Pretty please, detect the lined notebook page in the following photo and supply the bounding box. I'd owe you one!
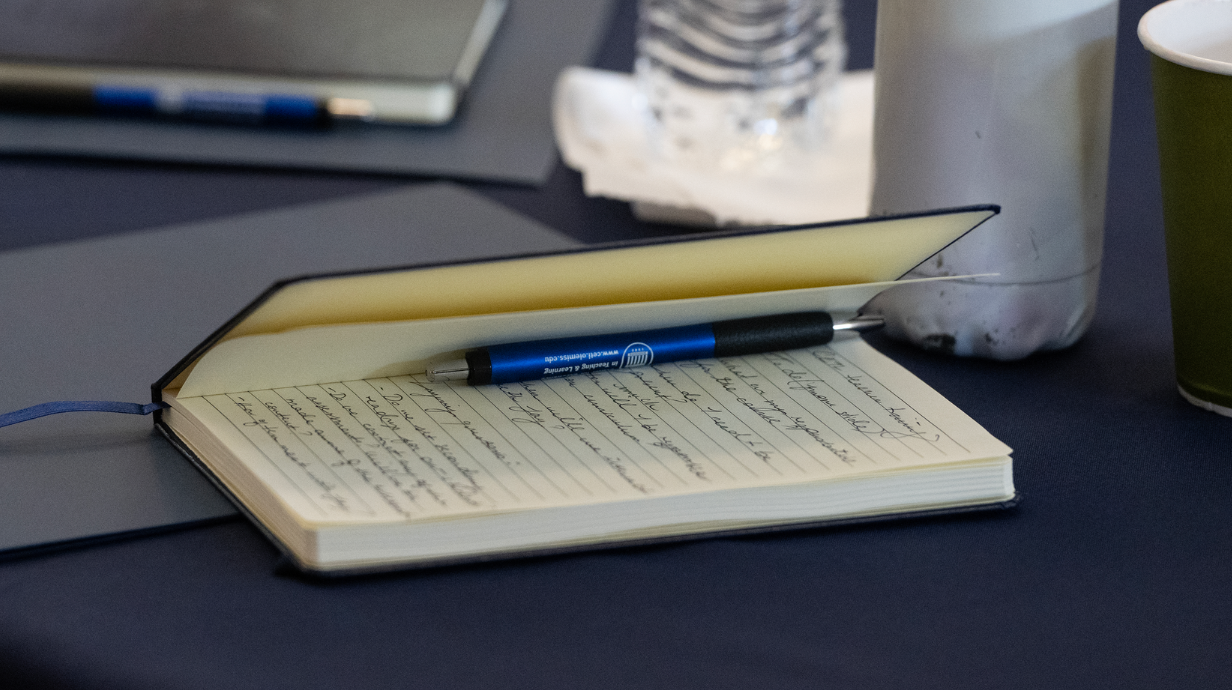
[172,338,1010,525]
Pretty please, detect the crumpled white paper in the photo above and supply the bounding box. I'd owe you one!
[552,67,874,226]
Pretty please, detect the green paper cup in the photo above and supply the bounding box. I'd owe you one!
[1140,0,1232,417]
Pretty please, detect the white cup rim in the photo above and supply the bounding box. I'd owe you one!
[1139,0,1232,76]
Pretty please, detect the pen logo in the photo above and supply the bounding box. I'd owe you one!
[621,342,654,368]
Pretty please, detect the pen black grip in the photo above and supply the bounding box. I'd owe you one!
[0,83,94,114]
[712,311,834,357]
[465,349,494,386]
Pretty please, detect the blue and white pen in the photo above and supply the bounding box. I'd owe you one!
[428,312,885,386]
[0,81,375,127]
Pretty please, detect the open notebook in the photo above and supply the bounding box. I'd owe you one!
[154,206,1015,574]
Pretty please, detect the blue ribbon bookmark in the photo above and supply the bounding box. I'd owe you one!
[0,401,166,429]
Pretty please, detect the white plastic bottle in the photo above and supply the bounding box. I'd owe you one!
[635,0,846,174]
[866,0,1119,359]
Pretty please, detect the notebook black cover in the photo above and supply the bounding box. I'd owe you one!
[0,0,498,82]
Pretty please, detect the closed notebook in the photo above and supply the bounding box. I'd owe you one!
[151,205,1016,575]
[0,0,507,124]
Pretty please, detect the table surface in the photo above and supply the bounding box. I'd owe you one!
[4,1,1232,688]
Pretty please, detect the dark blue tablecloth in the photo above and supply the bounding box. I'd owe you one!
[4,1,1231,688]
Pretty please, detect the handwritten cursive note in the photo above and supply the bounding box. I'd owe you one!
[178,339,998,524]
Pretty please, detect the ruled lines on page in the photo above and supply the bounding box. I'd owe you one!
[175,340,1001,524]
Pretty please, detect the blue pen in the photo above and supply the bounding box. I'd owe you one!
[428,312,885,386]
[0,81,374,127]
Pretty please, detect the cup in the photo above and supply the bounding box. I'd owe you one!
[1139,0,1232,416]
[866,0,1119,361]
